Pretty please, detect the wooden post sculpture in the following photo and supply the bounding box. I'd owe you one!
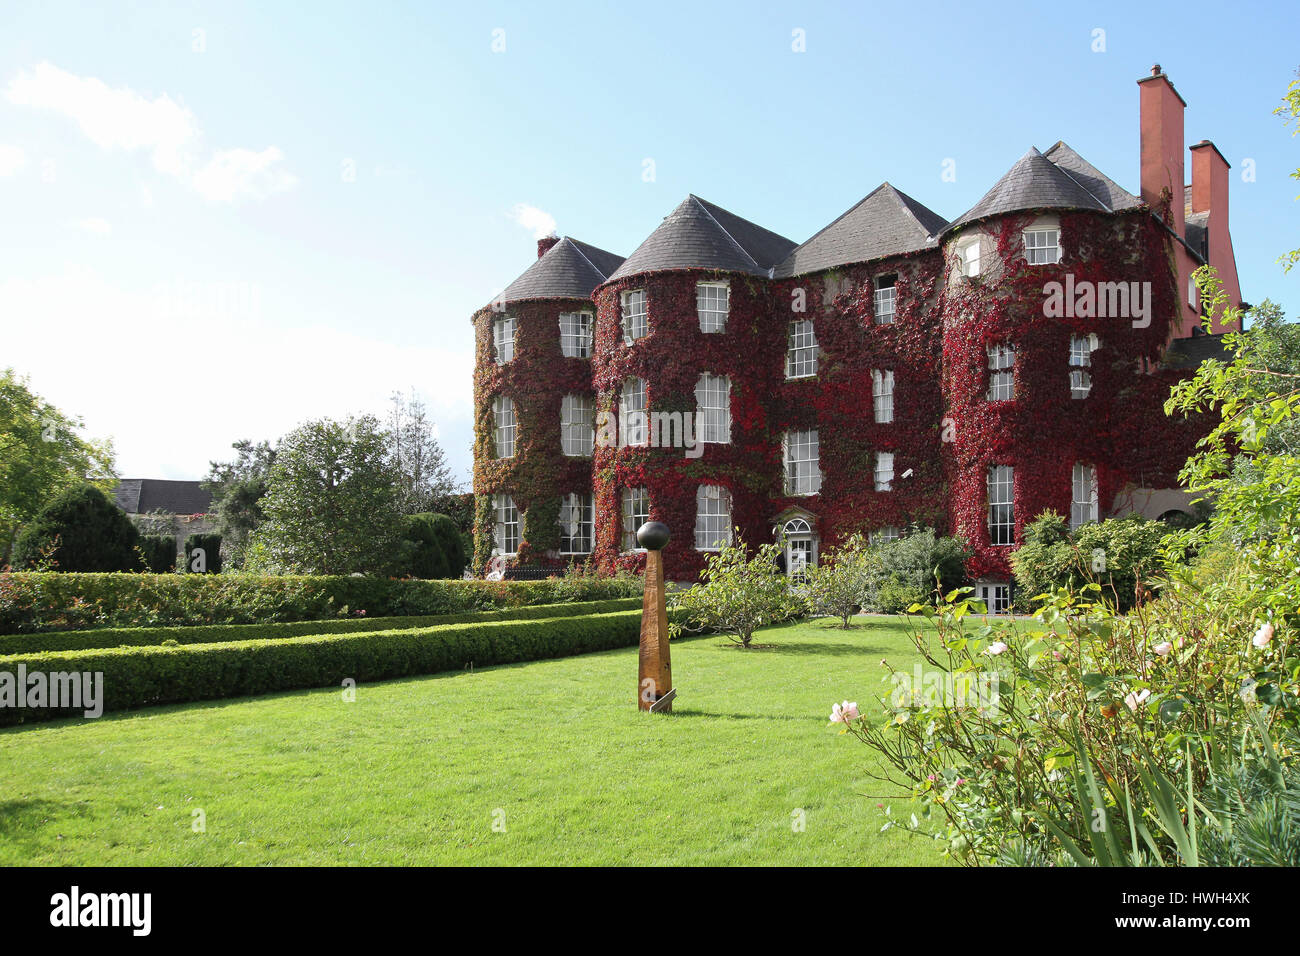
[636,521,674,713]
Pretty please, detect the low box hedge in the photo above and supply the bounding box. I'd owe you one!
[0,598,641,655]
[0,571,642,634]
[0,609,643,725]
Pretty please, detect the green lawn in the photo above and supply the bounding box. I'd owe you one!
[0,616,949,866]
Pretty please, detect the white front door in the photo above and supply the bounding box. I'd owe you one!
[787,536,815,579]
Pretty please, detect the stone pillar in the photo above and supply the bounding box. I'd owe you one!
[636,521,672,712]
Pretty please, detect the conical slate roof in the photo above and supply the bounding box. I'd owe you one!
[605,195,798,282]
[1043,141,1142,213]
[945,146,1115,233]
[774,183,947,278]
[499,237,625,303]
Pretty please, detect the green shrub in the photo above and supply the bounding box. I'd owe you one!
[0,570,643,634]
[0,597,640,654]
[400,513,445,578]
[862,529,968,611]
[0,609,642,724]
[11,484,141,572]
[1010,512,1167,612]
[137,535,176,574]
[181,532,223,574]
[876,577,927,614]
[429,513,467,578]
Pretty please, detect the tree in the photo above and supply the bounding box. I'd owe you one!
[804,533,880,627]
[247,416,406,575]
[1276,69,1300,274]
[202,439,276,568]
[669,535,803,647]
[0,369,116,564]
[386,389,456,514]
[12,483,141,571]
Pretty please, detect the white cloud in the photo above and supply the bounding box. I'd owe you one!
[75,218,112,236]
[5,62,294,203]
[510,202,557,239]
[0,270,475,482]
[191,146,298,202]
[0,143,26,176]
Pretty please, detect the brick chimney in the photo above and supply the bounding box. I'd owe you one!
[537,235,560,259]
[1138,64,1186,238]
[1189,140,1229,224]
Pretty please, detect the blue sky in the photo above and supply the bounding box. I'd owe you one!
[1,0,1297,486]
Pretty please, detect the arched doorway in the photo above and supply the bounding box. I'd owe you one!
[780,516,818,580]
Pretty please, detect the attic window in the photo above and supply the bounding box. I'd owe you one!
[873,275,897,325]
[696,281,729,332]
[1024,227,1061,265]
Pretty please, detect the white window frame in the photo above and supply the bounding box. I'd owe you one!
[869,526,900,546]
[786,320,819,379]
[493,493,519,556]
[1069,333,1099,399]
[561,394,594,457]
[957,237,981,278]
[492,316,517,364]
[977,581,1011,615]
[696,281,729,333]
[873,276,897,325]
[492,394,516,459]
[1188,275,1197,309]
[874,451,894,492]
[987,343,1015,401]
[1071,463,1099,531]
[620,289,647,343]
[694,484,733,551]
[872,369,894,423]
[1024,227,1062,266]
[695,373,732,444]
[559,492,594,555]
[559,312,593,358]
[783,429,822,496]
[619,378,648,448]
[621,486,649,551]
[987,465,1014,546]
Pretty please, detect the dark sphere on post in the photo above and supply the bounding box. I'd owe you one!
[636,521,670,552]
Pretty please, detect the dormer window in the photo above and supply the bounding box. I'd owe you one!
[873,275,897,325]
[1024,227,1061,265]
[620,289,647,343]
[492,316,517,364]
[696,281,729,332]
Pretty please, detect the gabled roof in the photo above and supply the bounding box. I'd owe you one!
[499,237,624,303]
[774,183,946,278]
[945,144,1134,234]
[114,479,212,516]
[605,195,797,282]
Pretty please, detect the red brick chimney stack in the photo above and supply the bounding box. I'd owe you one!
[1138,64,1187,239]
[537,235,560,259]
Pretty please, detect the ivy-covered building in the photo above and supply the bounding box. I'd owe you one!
[470,68,1243,608]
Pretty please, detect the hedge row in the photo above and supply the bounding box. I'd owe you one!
[0,610,642,725]
[0,598,642,655]
[0,572,643,634]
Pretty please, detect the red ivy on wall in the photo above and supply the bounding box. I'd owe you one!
[472,210,1208,583]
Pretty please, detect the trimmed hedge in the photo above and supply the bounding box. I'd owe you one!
[0,572,643,634]
[0,597,641,655]
[0,609,643,725]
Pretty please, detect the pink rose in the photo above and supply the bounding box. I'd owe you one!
[1153,641,1172,657]
[829,700,859,724]
[986,641,1008,656]
[1252,623,1274,649]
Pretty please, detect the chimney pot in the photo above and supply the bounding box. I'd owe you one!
[1151,64,1162,76]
